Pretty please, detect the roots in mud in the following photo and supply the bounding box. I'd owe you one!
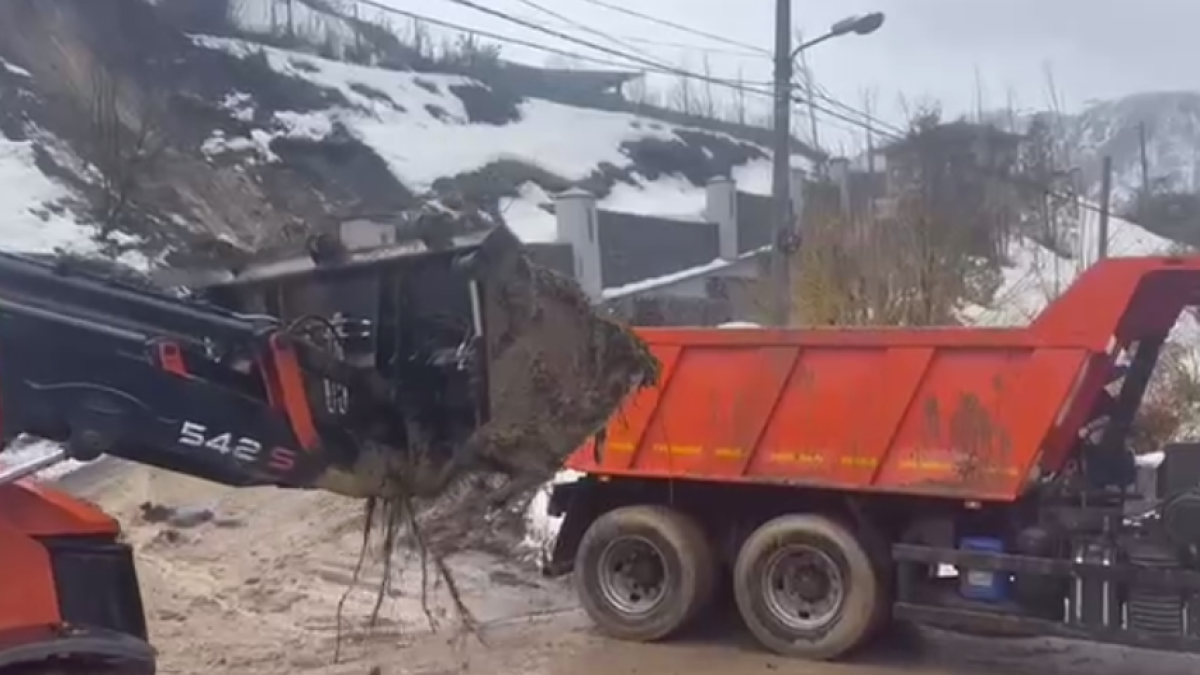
[333,240,658,657]
[334,492,479,664]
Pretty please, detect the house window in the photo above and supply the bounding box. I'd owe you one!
[586,210,596,242]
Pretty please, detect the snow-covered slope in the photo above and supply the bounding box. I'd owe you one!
[191,36,773,243]
[0,136,102,254]
[1063,92,1200,203]
[963,206,1176,326]
[0,58,108,256]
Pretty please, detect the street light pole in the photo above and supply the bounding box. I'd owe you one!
[768,0,794,327]
[767,9,886,327]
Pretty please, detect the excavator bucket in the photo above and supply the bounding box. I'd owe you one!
[450,225,657,490]
[186,217,656,503]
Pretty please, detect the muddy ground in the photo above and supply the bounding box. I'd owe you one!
[60,462,1198,675]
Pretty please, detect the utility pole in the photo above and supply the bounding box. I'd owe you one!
[761,9,885,325]
[353,3,363,58]
[794,39,821,168]
[768,0,794,327]
[1139,121,1150,198]
[1098,155,1113,262]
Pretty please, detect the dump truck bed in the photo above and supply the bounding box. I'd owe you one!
[566,255,1200,502]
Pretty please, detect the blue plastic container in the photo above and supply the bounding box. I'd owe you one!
[958,536,1010,602]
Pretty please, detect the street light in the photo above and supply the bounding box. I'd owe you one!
[792,12,885,164]
[790,12,886,59]
[768,8,886,326]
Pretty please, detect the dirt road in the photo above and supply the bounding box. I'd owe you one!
[61,464,1198,675]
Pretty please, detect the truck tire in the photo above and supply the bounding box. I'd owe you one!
[574,505,716,642]
[733,513,882,661]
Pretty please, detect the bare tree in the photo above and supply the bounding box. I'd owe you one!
[285,0,296,41]
[668,67,697,115]
[80,66,166,239]
[696,55,717,119]
[861,87,878,174]
[623,73,653,107]
[784,110,1028,328]
[1004,85,1020,132]
[972,64,988,122]
[407,18,433,61]
[667,58,700,116]
[731,67,748,125]
[788,194,986,328]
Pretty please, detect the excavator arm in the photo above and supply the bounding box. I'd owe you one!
[0,249,401,675]
[0,224,654,675]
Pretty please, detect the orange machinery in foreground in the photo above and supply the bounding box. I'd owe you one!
[545,255,1200,662]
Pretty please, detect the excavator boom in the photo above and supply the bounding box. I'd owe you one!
[0,250,320,488]
[0,222,654,674]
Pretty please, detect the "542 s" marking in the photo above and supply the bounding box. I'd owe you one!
[177,421,296,472]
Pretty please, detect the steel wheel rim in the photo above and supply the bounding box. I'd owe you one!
[761,544,846,632]
[597,535,670,616]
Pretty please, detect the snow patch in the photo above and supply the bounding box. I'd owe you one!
[0,58,31,79]
[1135,451,1165,469]
[603,247,766,299]
[602,257,733,300]
[731,159,773,195]
[500,183,557,243]
[963,204,1179,328]
[2,438,82,481]
[602,175,708,219]
[0,137,99,255]
[202,91,337,164]
[521,470,583,555]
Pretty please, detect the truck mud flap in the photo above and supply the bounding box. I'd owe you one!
[541,478,600,578]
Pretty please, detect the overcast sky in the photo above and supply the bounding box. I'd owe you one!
[398,0,1196,142]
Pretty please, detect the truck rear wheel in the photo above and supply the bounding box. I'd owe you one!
[733,513,882,661]
[574,505,716,642]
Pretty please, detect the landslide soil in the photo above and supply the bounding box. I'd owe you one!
[67,463,1200,675]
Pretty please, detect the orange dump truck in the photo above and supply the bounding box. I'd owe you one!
[543,255,1200,660]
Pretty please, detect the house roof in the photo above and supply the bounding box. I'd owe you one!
[603,246,768,300]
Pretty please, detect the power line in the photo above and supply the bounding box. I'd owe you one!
[550,4,903,153]
[351,0,649,71]
[507,0,662,64]
[421,0,912,153]
[356,0,876,143]
[612,36,766,60]
[352,0,1120,224]
[489,2,768,59]
[537,1,905,141]
[433,0,753,86]
[575,0,768,55]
